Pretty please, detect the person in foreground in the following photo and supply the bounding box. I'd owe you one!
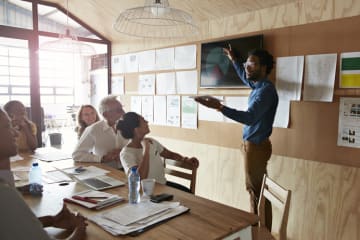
[195,47,278,230]
[0,108,87,240]
[117,112,199,192]
[4,100,38,152]
[72,96,128,169]
[75,104,100,139]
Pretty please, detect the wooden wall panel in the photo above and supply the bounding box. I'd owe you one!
[152,137,360,240]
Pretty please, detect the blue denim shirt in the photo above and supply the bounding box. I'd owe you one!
[221,61,278,144]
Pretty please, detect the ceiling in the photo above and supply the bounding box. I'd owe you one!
[42,0,295,45]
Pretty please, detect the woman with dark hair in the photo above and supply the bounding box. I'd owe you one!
[75,105,100,139]
[116,112,199,190]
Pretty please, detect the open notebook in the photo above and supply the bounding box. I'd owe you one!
[55,166,125,191]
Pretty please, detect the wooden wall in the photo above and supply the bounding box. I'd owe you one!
[114,0,360,239]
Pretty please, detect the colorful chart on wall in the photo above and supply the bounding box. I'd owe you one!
[340,52,360,88]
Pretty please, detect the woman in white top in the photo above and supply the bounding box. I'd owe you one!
[116,112,199,191]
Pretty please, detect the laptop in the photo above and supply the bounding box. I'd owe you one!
[54,166,125,191]
[81,175,125,191]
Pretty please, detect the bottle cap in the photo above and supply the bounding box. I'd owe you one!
[32,162,39,167]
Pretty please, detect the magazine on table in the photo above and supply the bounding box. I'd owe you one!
[64,189,124,210]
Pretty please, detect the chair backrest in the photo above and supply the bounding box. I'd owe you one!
[164,158,197,194]
[258,174,291,240]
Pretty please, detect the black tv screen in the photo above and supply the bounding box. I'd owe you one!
[200,34,263,88]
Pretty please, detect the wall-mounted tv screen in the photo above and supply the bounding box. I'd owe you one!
[200,34,263,88]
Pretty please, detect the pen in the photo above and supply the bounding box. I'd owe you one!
[72,195,99,204]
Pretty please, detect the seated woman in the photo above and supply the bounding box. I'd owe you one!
[116,112,199,192]
[75,105,100,139]
[0,108,87,240]
[4,100,37,152]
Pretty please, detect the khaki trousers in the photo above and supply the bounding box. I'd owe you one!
[242,139,272,231]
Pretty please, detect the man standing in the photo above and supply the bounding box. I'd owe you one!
[195,47,278,231]
[72,96,128,169]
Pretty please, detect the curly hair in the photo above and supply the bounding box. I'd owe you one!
[116,112,140,139]
[248,48,275,75]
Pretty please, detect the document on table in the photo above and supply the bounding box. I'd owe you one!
[32,147,72,162]
[89,201,189,235]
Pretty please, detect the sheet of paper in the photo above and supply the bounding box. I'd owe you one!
[125,53,139,73]
[167,95,180,127]
[10,154,23,162]
[156,72,176,95]
[138,74,155,94]
[131,96,142,114]
[59,166,109,181]
[181,96,198,129]
[275,56,304,128]
[153,96,167,125]
[224,96,248,123]
[303,53,337,102]
[198,96,225,122]
[337,97,360,148]
[32,147,72,162]
[340,52,360,88]
[43,170,73,184]
[175,44,196,69]
[156,47,174,70]
[111,76,124,95]
[141,96,154,123]
[90,203,188,236]
[112,54,125,74]
[176,70,198,94]
[273,99,290,128]
[138,50,155,72]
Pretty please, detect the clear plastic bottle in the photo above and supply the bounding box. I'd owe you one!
[128,166,140,204]
[28,162,42,195]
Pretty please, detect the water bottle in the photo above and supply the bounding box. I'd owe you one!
[128,166,140,204]
[28,162,42,195]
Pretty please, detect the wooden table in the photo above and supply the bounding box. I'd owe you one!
[12,152,258,240]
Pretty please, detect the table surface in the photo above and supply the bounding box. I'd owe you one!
[12,152,258,240]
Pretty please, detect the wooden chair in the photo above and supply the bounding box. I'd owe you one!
[164,158,197,194]
[253,174,291,240]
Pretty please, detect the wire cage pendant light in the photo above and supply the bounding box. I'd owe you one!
[40,0,95,55]
[113,0,199,39]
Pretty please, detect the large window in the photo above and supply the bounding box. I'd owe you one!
[0,0,110,147]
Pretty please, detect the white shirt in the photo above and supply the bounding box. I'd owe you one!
[72,120,128,169]
[120,138,166,184]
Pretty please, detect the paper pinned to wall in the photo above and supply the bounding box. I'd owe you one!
[156,47,174,70]
[337,97,360,148]
[198,96,224,122]
[153,96,167,126]
[125,53,139,73]
[112,54,125,74]
[175,44,196,70]
[131,96,142,114]
[340,52,360,88]
[176,70,198,94]
[224,96,248,123]
[166,95,180,127]
[111,76,124,95]
[156,72,176,95]
[275,55,304,128]
[181,96,197,129]
[138,74,155,94]
[303,53,337,102]
[141,96,154,123]
[138,50,155,72]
